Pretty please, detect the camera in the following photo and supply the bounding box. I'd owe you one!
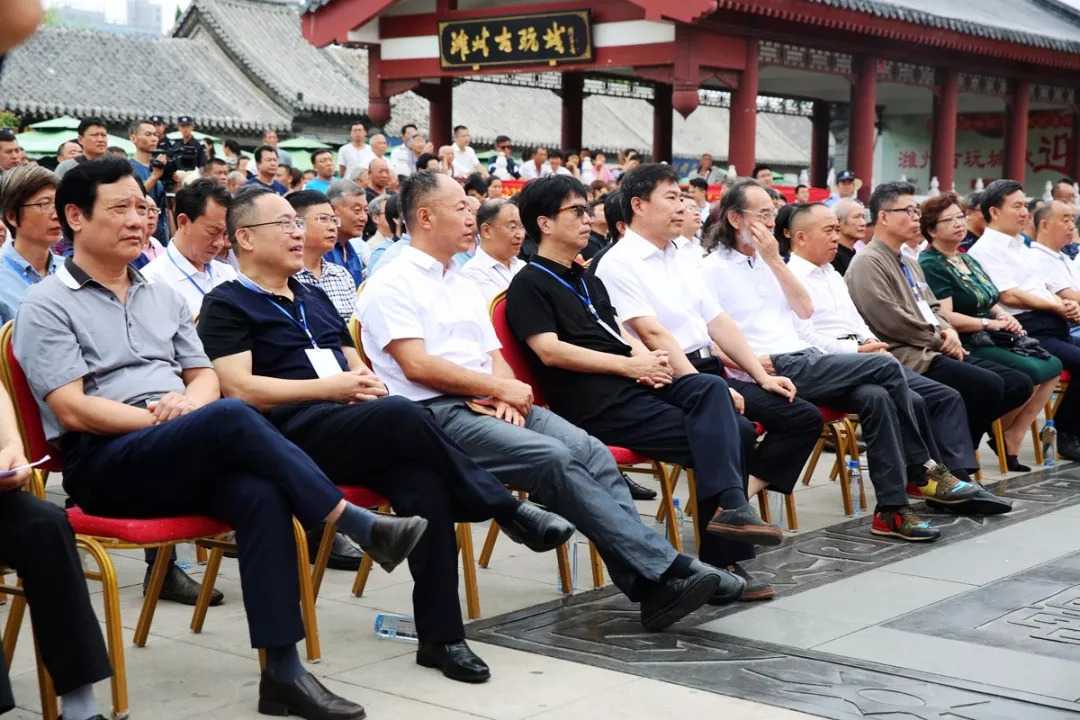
[153,140,199,175]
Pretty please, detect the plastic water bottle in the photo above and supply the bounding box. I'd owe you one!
[556,531,585,593]
[847,460,864,517]
[493,152,510,180]
[673,497,685,528]
[374,612,418,642]
[1042,420,1058,468]
[176,543,195,572]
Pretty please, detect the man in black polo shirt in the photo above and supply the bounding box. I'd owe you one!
[197,186,573,684]
[507,175,784,601]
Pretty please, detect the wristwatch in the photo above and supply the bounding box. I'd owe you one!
[981,317,990,329]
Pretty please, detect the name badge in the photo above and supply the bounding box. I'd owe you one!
[305,348,343,378]
[916,300,940,326]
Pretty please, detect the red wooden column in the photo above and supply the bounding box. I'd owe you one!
[931,68,959,192]
[427,78,453,149]
[728,39,758,177]
[1071,105,1080,181]
[652,82,673,163]
[810,101,830,188]
[561,72,584,153]
[1004,79,1030,182]
[849,54,878,204]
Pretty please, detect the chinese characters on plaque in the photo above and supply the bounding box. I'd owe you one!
[438,10,592,70]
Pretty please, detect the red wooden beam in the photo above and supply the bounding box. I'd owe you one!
[301,0,396,47]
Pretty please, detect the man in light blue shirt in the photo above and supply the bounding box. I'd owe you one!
[303,149,338,194]
[0,165,62,323]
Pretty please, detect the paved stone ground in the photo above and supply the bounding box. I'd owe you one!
[0,433,1057,719]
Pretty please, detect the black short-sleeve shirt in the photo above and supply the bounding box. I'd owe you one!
[506,256,646,425]
[197,277,353,380]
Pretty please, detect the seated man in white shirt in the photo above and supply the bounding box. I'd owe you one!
[699,179,982,542]
[450,126,487,181]
[143,178,237,314]
[460,199,525,303]
[518,147,551,181]
[969,181,1080,458]
[356,171,743,631]
[1028,199,1080,308]
[674,197,704,265]
[786,202,1007,514]
[596,165,823,581]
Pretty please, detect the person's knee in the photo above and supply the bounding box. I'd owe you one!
[205,397,261,432]
[854,384,892,412]
[371,395,429,422]
[20,496,71,539]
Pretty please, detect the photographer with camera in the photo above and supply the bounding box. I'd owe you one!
[130,119,171,244]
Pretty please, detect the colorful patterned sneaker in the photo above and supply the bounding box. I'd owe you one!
[906,465,981,504]
[871,506,941,542]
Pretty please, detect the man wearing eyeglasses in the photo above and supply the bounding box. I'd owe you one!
[460,198,526,302]
[846,181,1033,470]
[289,190,356,321]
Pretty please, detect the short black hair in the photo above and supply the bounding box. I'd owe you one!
[464,172,487,197]
[56,156,136,238]
[77,117,106,136]
[398,170,443,232]
[415,152,438,171]
[205,157,228,171]
[128,118,154,136]
[795,184,808,192]
[688,177,708,191]
[224,138,241,154]
[453,125,468,135]
[0,129,15,143]
[401,123,417,137]
[603,189,627,242]
[476,198,510,228]
[964,190,984,213]
[385,193,401,235]
[980,179,1025,222]
[56,140,76,157]
[548,149,564,161]
[495,135,511,146]
[254,144,277,164]
[517,174,589,244]
[310,148,333,164]
[287,189,331,215]
[752,163,771,178]
[619,163,680,224]
[226,185,277,247]
[868,181,917,224]
[175,178,231,223]
[774,202,799,255]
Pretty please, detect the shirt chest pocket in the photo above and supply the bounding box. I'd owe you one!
[427,293,489,346]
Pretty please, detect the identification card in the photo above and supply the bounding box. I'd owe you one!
[305,348,343,378]
[916,300,940,326]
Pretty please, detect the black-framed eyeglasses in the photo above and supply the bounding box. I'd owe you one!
[884,206,922,220]
[239,217,306,234]
[557,204,592,219]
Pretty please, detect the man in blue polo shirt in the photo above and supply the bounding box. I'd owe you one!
[303,149,338,194]
[197,185,573,684]
[245,145,287,196]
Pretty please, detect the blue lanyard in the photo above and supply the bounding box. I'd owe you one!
[899,260,923,301]
[3,255,32,286]
[167,246,213,296]
[237,275,318,349]
[531,263,628,344]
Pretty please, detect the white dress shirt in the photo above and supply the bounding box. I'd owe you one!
[142,243,237,315]
[900,240,927,262]
[595,228,720,353]
[389,145,416,178]
[451,145,481,178]
[673,236,704,267]
[699,246,809,356]
[967,226,1057,314]
[460,245,525,303]
[518,161,550,180]
[338,143,376,176]
[355,245,500,402]
[1028,241,1080,295]
[787,252,874,353]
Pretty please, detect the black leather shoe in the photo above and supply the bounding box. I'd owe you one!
[258,670,366,718]
[362,515,428,573]
[498,503,575,553]
[146,563,223,607]
[688,560,750,606]
[416,640,491,683]
[706,504,784,546]
[307,528,364,571]
[623,473,657,500]
[726,563,775,602]
[640,569,732,631]
[1057,433,1080,461]
[927,484,1013,516]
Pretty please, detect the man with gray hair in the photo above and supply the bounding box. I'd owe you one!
[831,198,866,275]
[366,194,393,251]
[225,170,246,195]
[325,179,369,283]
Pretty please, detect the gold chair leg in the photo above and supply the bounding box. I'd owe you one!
[351,553,375,597]
[457,523,481,620]
[32,634,59,720]
[686,469,701,550]
[993,419,1008,474]
[195,544,208,565]
[588,541,604,588]
[3,585,25,667]
[656,463,683,552]
[974,449,983,481]
[477,521,500,568]
[785,494,799,531]
[555,543,573,595]
[190,546,224,633]
[831,424,853,516]
[133,543,172,647]
[310,521,338,601]
[292,519,321,663]
[757,491,771,523]
[77,537,128,719]
[654,463,681,522]
[1031,420,1044,466]
[800,435,827,486]
[257,648,267,671]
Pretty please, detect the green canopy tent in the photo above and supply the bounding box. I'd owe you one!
[275,137,334,172]
[27,115,80,131]
[16,129,135,159]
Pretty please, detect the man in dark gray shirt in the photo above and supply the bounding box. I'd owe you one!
[13,156,425,720]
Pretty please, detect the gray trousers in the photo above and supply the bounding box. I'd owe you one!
[771,349,928,508]
[424,397,678,600]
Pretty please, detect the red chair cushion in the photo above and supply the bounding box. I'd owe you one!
[607,445,651,464]
[4,332,63,473]
[752,421,765,435]
[66,508,230,544]
[338,485,389,508]
[1062,370,1072,383]
[490,295,549,407]
[818,406,848,423]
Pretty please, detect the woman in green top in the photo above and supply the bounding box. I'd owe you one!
[919,193,1060,470]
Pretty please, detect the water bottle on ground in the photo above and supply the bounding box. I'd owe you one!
[176,542,195,572]
[673,497,685,528]
[556,531,585,593]
[847,460,864,517]
[1042,420,1058,468]
[374,612,418,642]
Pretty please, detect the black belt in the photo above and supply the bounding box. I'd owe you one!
[837,334,860,342]
[686,346,712,360]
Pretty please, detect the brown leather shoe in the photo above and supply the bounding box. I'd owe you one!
[706,505,784,546]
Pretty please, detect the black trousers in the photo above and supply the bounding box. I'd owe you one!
[579,373,755,568]
[0,492,111,696]
[695,358,823,494]
[269,396,520,644]
[903,368,978,478]
[921,355,1032,448]
[1019,311,1080,436]
[61,399,345,650]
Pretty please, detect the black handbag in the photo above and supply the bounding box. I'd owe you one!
[969,330,1052,360]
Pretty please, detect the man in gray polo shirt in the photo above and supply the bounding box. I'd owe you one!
[13,156,425,719]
